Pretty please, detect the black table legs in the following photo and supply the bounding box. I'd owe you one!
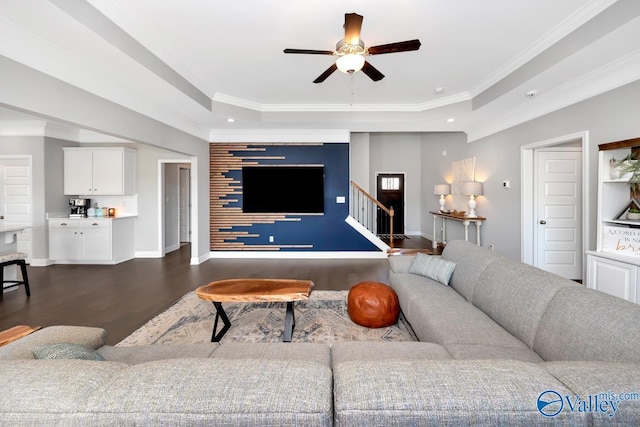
[283,301,295,342]
[209,301,296,343]
[210,302,231,342]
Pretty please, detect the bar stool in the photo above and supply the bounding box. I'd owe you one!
[0,252,30,296]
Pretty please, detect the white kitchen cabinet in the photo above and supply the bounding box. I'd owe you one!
[63,147,136,195]
[48,217,135,264]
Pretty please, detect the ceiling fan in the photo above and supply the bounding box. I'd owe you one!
[284,13,421,83]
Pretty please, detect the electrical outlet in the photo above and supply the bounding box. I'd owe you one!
[488,244,494,251]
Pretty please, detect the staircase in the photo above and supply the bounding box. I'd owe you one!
[349,181,436,256]
[349,181,395,249]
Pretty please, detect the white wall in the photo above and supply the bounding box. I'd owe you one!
[134,144,191,257]
[369,133,422,235]
[419,132,469,240]
[350,133,370,192]
[433,79,640,259]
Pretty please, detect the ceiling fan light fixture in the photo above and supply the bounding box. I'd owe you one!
[336,53,365,74]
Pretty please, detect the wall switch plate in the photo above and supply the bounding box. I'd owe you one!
[269,236,274,243]
[336,196,346,203]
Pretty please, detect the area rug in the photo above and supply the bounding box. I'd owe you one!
[117,290,417,346]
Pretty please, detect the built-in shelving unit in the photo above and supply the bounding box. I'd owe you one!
[587,137,640,304]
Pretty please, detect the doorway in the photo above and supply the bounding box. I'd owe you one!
[158,158,197,264]
[0,156,32,262]
[376,173,405,235]
[522,132,588,281]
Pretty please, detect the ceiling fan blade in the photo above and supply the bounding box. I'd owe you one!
[361,61,385,81]
[313,63,338,83]
[368,39,421,55]
[284,48,334,55]
[344,13,363,44]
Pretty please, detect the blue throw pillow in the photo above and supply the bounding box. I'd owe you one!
[32,342,105,361]
[408,253,457,286]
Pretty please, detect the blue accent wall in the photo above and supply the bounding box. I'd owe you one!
[210,143,379,252]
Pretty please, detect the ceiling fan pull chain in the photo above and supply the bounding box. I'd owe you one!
[350,73,355,106]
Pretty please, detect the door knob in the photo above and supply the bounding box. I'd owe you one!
[539,220,547,224]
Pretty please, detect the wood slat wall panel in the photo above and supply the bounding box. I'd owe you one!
[210,143,316,251]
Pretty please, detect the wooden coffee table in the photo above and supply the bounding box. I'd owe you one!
[195,278,314,342]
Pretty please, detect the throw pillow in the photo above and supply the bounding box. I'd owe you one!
[32,342,105,361]
[408,253,456,286]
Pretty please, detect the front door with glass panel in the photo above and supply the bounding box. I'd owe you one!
[376,173,404,235]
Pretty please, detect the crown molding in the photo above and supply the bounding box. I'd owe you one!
[467,48,640,142]
[0,120,47,137]
[468,0,618,98]
[213,91,471,113]
[209,128,350,143]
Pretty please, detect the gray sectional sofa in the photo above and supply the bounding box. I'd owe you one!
[1,240,640,425]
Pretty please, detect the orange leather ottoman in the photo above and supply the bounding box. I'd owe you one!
[347,281,400,328]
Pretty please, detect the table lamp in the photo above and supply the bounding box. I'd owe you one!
[461,181,483,217]
[433,184,450,212]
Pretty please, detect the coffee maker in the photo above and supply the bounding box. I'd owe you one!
[69,198,90,218]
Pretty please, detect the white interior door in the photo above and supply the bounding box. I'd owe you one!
[179,167,190,243]
[0,156,32,261]
[535,149,582,280]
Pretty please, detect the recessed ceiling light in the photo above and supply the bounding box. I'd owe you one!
[446,118,455,123]
[434,87,445,94]
[227,118,235,123]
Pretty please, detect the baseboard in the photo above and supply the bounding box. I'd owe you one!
[209,251,388,259]
[28,258,54,267]
[164,243,180,253]
[191,253,210,265]
[134,251,163,258]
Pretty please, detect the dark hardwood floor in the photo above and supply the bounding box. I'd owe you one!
[1,245,393,345]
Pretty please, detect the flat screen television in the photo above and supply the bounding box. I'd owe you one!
[242,166,324,213]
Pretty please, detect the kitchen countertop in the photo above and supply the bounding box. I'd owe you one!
[48,215,137,220]
[0,224,31,233]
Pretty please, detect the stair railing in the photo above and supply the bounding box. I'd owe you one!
[350,181,395,248]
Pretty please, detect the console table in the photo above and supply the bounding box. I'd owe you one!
[430,211,486,248]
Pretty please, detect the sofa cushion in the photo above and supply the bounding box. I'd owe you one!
[331,341,451,366]
[445,343,543,363]
[543,361,640,425]
[83,358,333,426]
[333,359,587,425]
[0,326,107,360]
[212,342,331,367]
[400,275,532,350]
[98,343,218,364]
[408,253,456,285]
[32,342,105,361]
[534,286,640,362]
[390,271,468,337]
[441,240,502,302]
[0,360,127,424]
[388,254,415,274]
[471,258,576,349]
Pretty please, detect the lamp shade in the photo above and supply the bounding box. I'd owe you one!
[336,54,365,74]
[461,181,483,196]
[434,184,450,195]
